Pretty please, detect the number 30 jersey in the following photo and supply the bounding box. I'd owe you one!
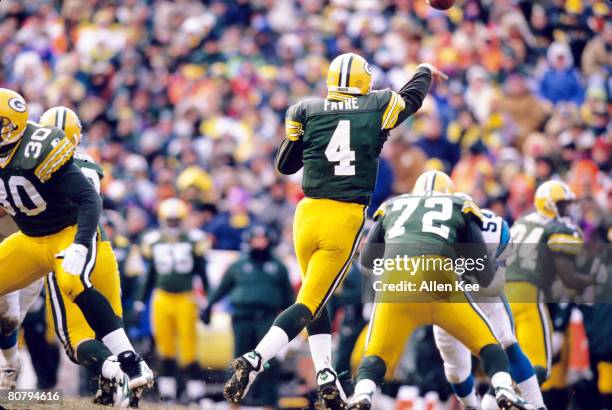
[285,90,405,204]
[506,211,583,289]
[0,122,77,237]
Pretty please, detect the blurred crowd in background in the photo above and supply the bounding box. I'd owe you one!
[2,0,609,248]
[0,0,610,407]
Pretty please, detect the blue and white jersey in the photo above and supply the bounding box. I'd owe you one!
[480,209,512,264]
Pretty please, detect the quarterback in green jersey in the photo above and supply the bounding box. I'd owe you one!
[224,53,446,409]
[505,180,594,384]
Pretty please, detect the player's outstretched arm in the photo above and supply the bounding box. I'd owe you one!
[391,63,447,128]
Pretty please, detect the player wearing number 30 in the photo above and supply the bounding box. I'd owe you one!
[0,89,153,398]
[224,53,442,408]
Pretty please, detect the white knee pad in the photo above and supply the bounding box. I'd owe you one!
[433,325,472,384]
[479,300,516,348]
[18,279,44,324]
[0,291,20,335]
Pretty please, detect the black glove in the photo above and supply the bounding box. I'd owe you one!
[200,305,212,325]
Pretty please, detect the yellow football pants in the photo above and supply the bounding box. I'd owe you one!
[541,329,570,391]
[151,289,198,367]
[364,257,499,375]
[506,282,552,379]
[45,240,122,361]
[293,198,366,318]
[0,225,99,299]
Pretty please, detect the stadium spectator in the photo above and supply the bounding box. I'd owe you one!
[203,225,293,409]
[539,41,585,105]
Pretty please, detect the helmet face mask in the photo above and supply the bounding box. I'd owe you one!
[158,198,189,237]
[556,199,575,218]
[0,88,29,148]
[0,116,18,136]
[534,180,576,219]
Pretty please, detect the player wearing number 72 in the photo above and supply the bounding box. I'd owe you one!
[223,53,440,408]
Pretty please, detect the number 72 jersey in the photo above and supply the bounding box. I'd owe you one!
[286,89,406,203]
[375,194,483,254]
[0,122,77,237]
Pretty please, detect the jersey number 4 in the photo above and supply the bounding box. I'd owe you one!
[388,197,452,239]
[325,120,355,176]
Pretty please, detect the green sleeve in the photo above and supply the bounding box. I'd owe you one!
[138,260,157,304]
[360,218,386,269]
[194,253,209,293]
[275,138,304,175]
[285,102,306,141]
[393,66,433,126]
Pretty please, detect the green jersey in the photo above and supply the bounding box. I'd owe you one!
[209,255,294,315]
[506,211,583,289]
[0,122,77,236]
[285,90,406,203]
[141,229,208,294]
[73,150,107,239]
[375,194,484,257]
[74,150,103,194]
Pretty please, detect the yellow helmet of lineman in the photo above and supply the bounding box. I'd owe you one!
[326,53,372,95]
[0,88,28,148]
[40,106,82,146]
[159,198,188,222]
[534,180,575,219]
[412,170,455,194]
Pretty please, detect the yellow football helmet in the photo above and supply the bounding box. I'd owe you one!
[0,88,28,148]
[412,170,455,194]
[159,198,188,222]
[534,180,575,219]
[39,106,82,146]
[327,53,372,95]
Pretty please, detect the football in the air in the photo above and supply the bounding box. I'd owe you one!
[427,0,455,10]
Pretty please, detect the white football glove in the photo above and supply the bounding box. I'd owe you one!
[55,243,88,276]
